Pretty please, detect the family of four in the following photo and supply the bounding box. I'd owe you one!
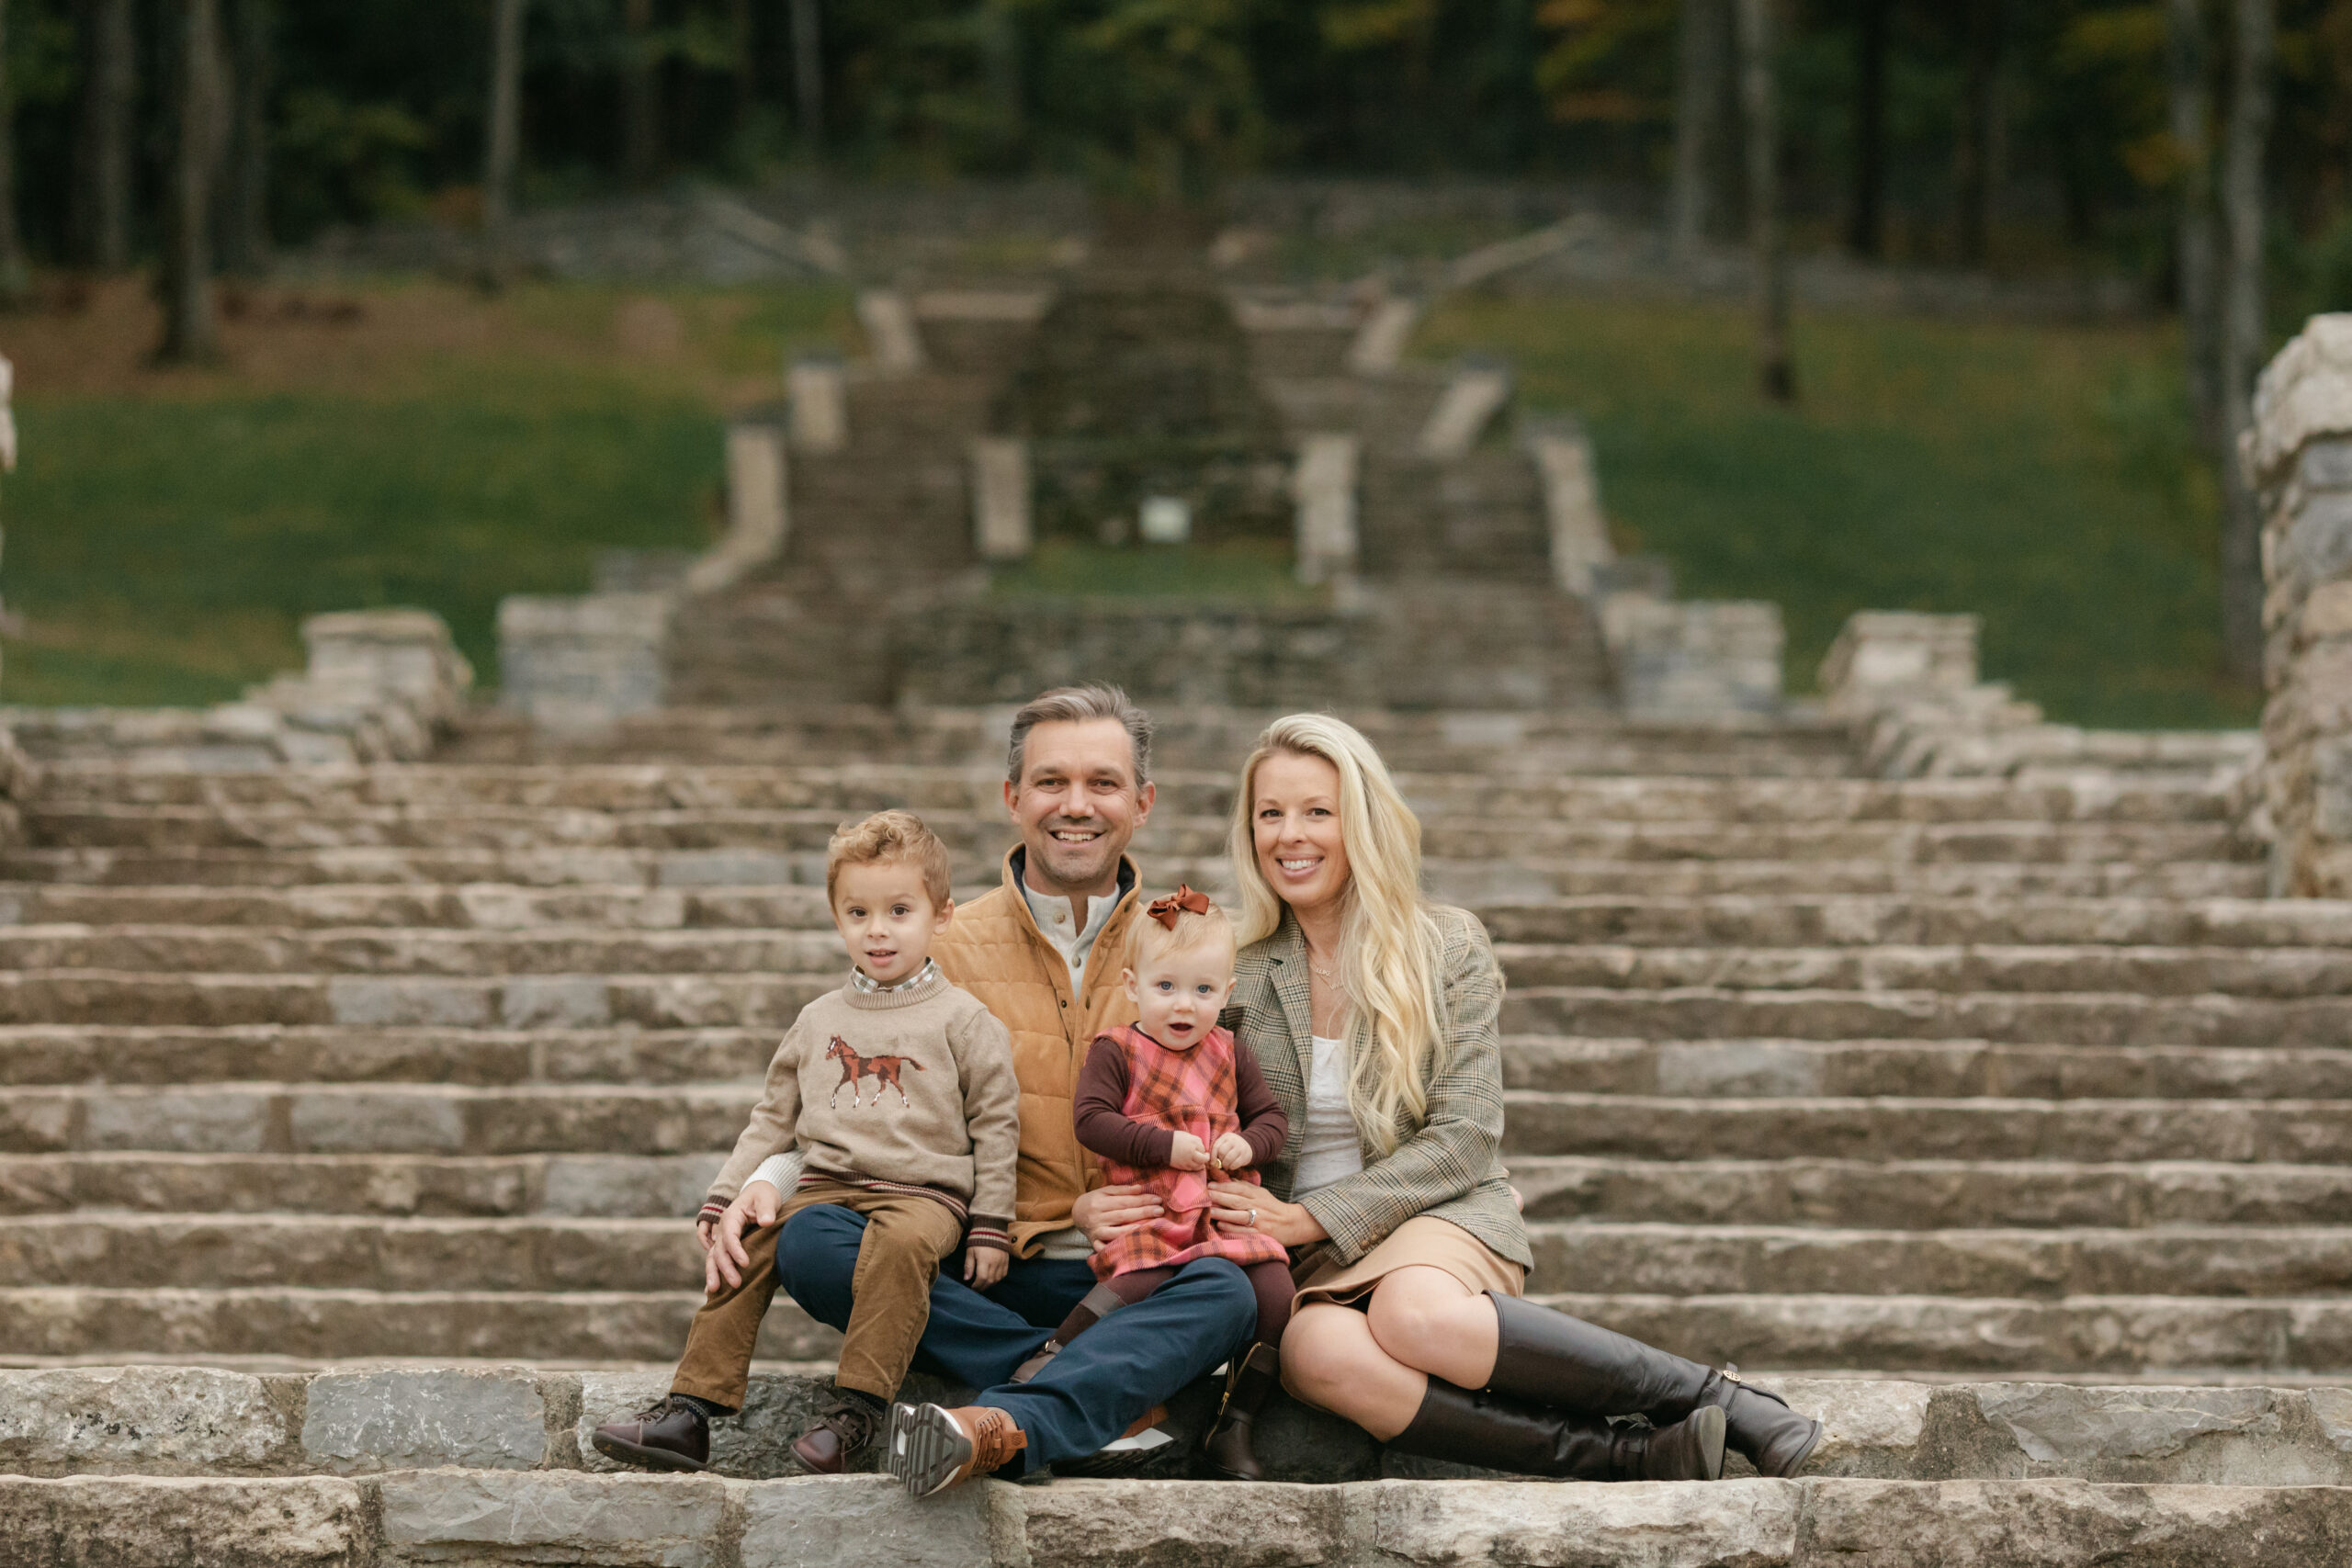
[591,685,1823,1493]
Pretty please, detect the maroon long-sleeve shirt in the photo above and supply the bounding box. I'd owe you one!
[1072,1031,1289,1171]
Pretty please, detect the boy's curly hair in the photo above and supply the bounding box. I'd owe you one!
[825,809,954,909]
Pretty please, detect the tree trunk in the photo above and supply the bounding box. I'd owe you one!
[979,0,1023,152]
[71,0,139,272]
[2167,0,2220,448]
[1736,0,1792,400]
[483,0,526,229]
[2217,0,2272,682]
[1671,0,1730,258]
[219,0,272,276]
[621,0,659,186]
[729,0,754,135]
[789,0,823,158]
[158,0,228,364]
[1848,0,1888,257]
[1952,0,2006,266]
[0,0,31,305]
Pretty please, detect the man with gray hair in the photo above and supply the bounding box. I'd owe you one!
[606,684,1258,1486]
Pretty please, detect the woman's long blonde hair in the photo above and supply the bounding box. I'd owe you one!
[1228,714,1445,1155]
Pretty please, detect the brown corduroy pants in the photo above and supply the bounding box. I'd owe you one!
[670,1178,967,1410]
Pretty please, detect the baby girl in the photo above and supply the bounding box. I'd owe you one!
[1019,886,1293,1479]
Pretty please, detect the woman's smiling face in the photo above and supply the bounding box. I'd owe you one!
[1251,750,1351,918]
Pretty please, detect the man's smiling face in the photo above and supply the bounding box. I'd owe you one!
[1004,717,1156,897]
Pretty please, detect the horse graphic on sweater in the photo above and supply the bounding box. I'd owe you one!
[824,1035,925,1109]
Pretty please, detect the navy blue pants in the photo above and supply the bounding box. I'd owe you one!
[775,1203,1257,1474]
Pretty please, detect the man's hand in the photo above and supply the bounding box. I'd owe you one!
[964,1246,1008,1289]
[1210,1132,1254,1171]
[701,1180,780,1295]
[1071,1182,1163,1245]
[1168,1131,1210,1171]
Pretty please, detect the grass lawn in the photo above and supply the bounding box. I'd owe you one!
[0,276,854,705]
[0,268,2252,728]
[1419,294,2255,728]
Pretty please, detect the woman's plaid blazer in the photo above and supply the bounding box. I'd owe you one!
[1227,901,1532,1270]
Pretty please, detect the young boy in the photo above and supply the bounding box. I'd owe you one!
[593,809,1019,1476]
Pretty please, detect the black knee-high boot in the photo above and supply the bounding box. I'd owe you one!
[1386,1379,1725,1482]
[1483,1293,1822,1479]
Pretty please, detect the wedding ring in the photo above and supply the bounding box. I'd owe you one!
[1249,1208,1258,1226]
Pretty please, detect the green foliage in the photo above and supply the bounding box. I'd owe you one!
[1418,293,2256,728]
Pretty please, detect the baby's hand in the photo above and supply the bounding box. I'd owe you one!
[965,1246,1008,1290]
[1168,1131,1211,1171]
[1210,1133,1254,1171]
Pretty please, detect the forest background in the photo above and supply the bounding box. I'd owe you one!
[0,0,2339,726]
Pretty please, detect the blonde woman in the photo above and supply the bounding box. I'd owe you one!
[1201,714,1820,1483]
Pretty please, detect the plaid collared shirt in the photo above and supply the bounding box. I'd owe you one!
[1228,903,1530,1269]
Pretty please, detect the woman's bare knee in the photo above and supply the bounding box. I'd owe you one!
[1364,1269,1496,1385]
[1278,1307,1360,1405]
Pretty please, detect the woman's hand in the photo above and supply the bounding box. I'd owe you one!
[1168,1131,1210,1171]
[703,1181,780,1293]
[1210,1132,1255,1171]
[1208,1179,1327,1249]
[1071,1182,1163,1245]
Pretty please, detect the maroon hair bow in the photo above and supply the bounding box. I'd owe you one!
[1147,884,1211,931]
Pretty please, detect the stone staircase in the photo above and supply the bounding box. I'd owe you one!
[9,699,2352,1562]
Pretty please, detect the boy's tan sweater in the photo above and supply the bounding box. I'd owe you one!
[702,966,1020,1248]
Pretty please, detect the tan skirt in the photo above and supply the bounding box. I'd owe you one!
[1294,1215,1526,1310]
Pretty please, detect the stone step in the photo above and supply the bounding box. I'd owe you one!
[1505,987,2352,1045]
[13,1151,2352,1230]
[1506,1036,2352,1100]
[0,1285,824,1362]
[10,1213,2352,1303]
[12,1363,2352,1494]
[1511,1156,2352,1228]
[0,844,2261,899]
[18,1470,2352,1568]
[0,970,834,1028]
[10,886,2341,953]
[1499,1092,2352,1163]
[6,930,2343,999]
[1495,942,2352,999]
[0,1083,758,1156]
[19,1025,2350,1100]
[12,1078,2352,1164]
[1539,1290,2352,1375]
[29,764,2232,825]
[22,803,2250,864]
[0,1025,780,1087]
[1481,896,2352,949]
[0,1152,716,1217]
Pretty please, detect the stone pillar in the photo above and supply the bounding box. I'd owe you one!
[2245,315,2352,895]
[1293,434,1360,585]
[1525,422,1613,595]
[1600,597,1784,717]
[1817,612,1981,716]
[1416,363,1512,460]
[786,356,846,453]
[1347,298,1419,377]
[854,289,925,374]
[689,422,788,594]
[969,437,1032,561]
[300,610,475,728]
[497,593,673,729]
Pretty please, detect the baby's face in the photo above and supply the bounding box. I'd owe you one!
[1124,939,1237,1051]
[831,860,952,986]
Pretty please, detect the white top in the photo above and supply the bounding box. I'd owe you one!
[745,1147,804,1196]
[1292,1034,1364,1197]
[1020,877,1119,993]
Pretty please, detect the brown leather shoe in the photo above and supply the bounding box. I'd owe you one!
[886,1403,1027,1497]
[590,1394,711,1472]
[790,1390,882,1474]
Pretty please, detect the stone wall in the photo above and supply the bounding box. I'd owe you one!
[0,610,473,771]
[2246,315,2352,896]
